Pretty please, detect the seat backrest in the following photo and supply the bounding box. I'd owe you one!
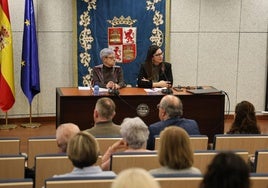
[255,150,268,173]
[0,137,20,155]
[155,135,208,150]
[154,174,203,188]
[0,154,25,180]
[45,176,115,188]
[27,136,58,168]
[193,150,249,174]
[0,178,33,188]
[213,134,268,155]
[110,152,160,174]
[35,154,73,188]
[250,173,268,188]
[95,137,123,156]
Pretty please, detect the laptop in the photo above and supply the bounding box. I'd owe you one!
[186,86,221,94]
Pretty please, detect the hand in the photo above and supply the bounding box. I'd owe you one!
[106,81,114,89]
[110,140,127,152]
[158,80,171,88]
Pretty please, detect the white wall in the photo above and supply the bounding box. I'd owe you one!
[1,0,267,118]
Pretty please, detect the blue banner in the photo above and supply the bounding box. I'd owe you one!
[76,0,167,86]
[21,0,40,104]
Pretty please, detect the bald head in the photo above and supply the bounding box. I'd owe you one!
[56,123,80,153]
[159,95,183,118]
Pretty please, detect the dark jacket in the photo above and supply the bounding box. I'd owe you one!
[137,62,173,88]
[146,117,200,150]
[93,64,126,88]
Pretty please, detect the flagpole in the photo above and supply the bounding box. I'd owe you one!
[0,112,17,130]
[21,103,41,128]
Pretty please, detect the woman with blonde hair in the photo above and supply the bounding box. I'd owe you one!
[111,168,160,188]
[54,131,116,177]
[149,126,201,175]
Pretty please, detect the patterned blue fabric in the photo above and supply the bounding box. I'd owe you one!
[76,0,167,86]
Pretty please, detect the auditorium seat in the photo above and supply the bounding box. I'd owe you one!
[0,178,33,188]
[95,137,123,156]
[154,135,209,150]
[255,150,268,173]
[213,134,268,155]
[34,153,102,188]
[110,151,160,174]
[27,136,58,168]
[193,150,249,174]
[35,154,73,188]
[0,137,20,155]
[110,150,248,174]
[0,154,26,180]
[45,176,115,188]
[153,174,203,188]
[250,173,268,188]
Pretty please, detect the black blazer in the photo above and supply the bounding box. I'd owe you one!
[137,62,173,88]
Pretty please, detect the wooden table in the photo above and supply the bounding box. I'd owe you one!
[56,87,225,143]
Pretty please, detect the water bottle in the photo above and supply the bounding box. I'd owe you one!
[93,85,99,95]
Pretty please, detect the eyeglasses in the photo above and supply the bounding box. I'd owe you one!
[106,56,115,60]
[153,52,164,57]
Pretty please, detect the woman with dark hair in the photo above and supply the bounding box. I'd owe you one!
[137,45,173,88]
[227,101,260,134]
[200,152,250,188]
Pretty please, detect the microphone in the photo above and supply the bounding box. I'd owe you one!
[161,64,173,94]
[108,88,120,95]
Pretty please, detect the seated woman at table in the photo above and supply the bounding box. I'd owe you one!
[92,48,126,89]
[137,45,173,88]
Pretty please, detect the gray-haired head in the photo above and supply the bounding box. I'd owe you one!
[120,117,149,149]
[100,48,115,59]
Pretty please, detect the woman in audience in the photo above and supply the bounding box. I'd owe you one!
[200,152,250,188]
[53,131,116,177]
[149,126,201,175]
[227,100,260,134]
[101,117,150,170]
[111,168,160,188]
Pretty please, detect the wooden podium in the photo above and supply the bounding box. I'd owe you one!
[56,87,225,143]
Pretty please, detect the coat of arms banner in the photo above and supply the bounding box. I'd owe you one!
[74,0,169,86]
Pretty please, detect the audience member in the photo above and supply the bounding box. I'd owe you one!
[53,131,116,177]
[92,48,126,89]
[227,100,260,134]
[149,126,201,175]
[111,168,160,188]
[101,117,150,170]
[56,123,80,153]
[200,152,250,188]
[147,95,200,150]
[137,45,173,88]
[85,97,121,137]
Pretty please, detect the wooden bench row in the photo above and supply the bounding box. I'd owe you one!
[1,174,268,188]
[1,134,268,165]
[1,150,266,188]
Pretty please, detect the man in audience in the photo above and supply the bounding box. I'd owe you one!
[85,97,121,137]
[56,123,80,153]
[147,95,200,150]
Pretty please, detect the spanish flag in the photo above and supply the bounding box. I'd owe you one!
[0,0,15,112]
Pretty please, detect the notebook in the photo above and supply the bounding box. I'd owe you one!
[186,87,221,94]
